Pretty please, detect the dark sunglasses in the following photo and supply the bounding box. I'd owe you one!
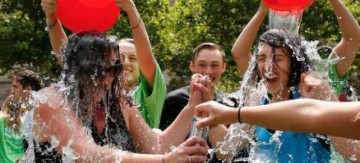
[105,60,122,76]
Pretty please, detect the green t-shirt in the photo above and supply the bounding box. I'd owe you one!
[328,64,351,162]
[133,64,166,128]
[0,113,25,163]
[328,64,349,96]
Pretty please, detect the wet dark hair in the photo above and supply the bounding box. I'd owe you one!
[15,69,44,91]
[62,30,121,125]
[256,29,312,92]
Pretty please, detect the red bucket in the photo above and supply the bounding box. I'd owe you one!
[263,0,312,11]
[57,0,120,33]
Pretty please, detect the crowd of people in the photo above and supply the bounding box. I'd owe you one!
[0,0,359,162]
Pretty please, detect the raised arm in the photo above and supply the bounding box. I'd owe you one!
[41,0,68,63]
[328,0,360,77]
[231,3,268,76]
[116,0,157,87]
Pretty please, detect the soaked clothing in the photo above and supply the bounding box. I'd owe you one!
[25,104,136,162]
[253,64,348,163]
[133,63,166,128]
[255,88,331,163]
[0,113,25,163]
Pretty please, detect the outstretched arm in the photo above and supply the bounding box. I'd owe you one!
[231,3,268,76]
[116,0,157,87]
[328,0,360,77]
[196,99,360,140]
[41,0,68,63]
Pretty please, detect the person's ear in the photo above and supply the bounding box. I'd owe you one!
[189,61,195,73]
[221,62,227,74]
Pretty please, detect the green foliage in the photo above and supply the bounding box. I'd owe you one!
[0,1,61,84]
[0,0,359,92]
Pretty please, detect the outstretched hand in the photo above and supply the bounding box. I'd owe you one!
[164,136,209,163]
[194,101,237,128]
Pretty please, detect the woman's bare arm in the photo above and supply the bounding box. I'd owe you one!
[328,0,360,77]
[196,99,360,140]
[231,3,268,76]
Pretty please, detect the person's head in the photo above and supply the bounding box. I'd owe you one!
[10,69,44,100]
[118,38,140,88]
[255,29,311,100]
[3,69,43,133]
[62,31,122,123]
[189,42,227,84]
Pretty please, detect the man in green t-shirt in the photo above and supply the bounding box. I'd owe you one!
[0,69,43,163]
[119,38,166,128]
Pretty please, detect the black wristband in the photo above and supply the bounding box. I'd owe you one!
[130,16,141,29]
[46,19,58,31]
[238,107,242,123]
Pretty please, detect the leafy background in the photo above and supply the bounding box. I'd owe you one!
[0,0,359,94]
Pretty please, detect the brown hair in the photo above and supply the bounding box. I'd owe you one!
[15,69,44,91]
[192,42,225,63]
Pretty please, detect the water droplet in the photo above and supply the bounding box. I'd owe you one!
[349,154,357,161]
[50,135,59,148]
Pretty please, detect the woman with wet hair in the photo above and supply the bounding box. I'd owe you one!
[207,29,336,162]
[22,31,208,162]
[41,0,167,129]
[204,0,359,162]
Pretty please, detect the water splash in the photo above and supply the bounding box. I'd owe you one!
[62,140,80,161]
[212,36,359,162]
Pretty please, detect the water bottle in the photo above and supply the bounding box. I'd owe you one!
[189,117,209,139]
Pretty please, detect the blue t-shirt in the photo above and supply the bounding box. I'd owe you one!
[255,88,331,163]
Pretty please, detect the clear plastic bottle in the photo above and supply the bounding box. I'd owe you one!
[189,117,209,139]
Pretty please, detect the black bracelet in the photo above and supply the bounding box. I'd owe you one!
[130,16,141,29]
[46,19,58,31]
[238,107,242,123]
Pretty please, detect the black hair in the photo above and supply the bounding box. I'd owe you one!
[60,31,136,151]
[62,30,120,126]
[16,69,44,91]
[256,29,312,93]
